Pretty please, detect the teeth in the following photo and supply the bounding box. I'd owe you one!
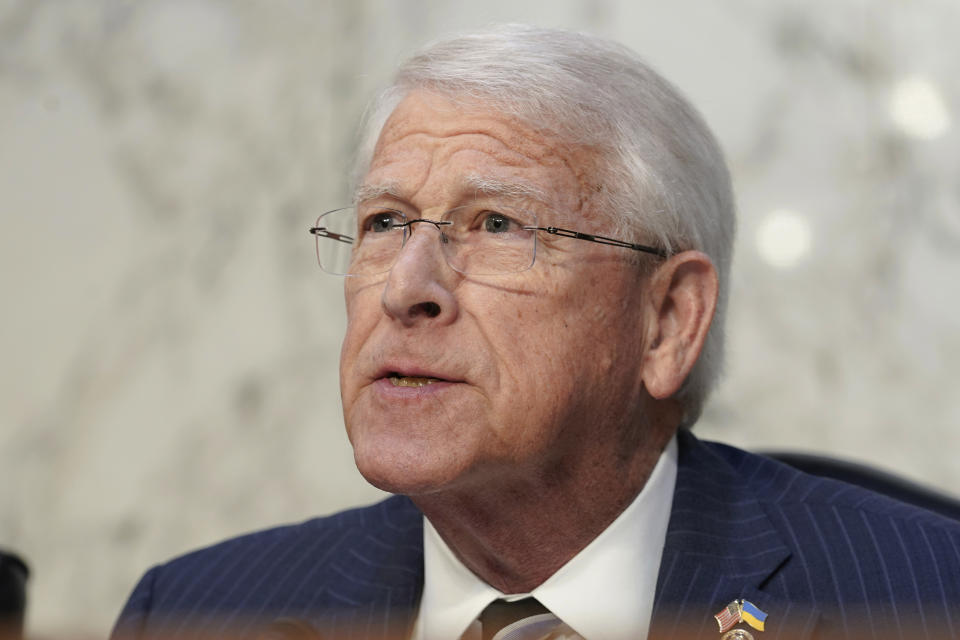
[389,375,441,387]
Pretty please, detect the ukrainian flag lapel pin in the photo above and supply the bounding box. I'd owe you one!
[713,598,768,639]
[740,600,768,632]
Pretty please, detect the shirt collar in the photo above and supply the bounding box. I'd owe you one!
[412,435,678,640]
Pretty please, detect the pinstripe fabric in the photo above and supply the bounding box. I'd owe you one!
[112,496,425,639]
[113,432,960,639]
[650,431,960,639]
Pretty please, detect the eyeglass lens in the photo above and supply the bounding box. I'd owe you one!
[314,206,538,276]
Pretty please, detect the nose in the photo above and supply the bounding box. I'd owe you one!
[380,222,459,327]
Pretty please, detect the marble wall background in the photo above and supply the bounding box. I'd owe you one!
[1,0,957,635]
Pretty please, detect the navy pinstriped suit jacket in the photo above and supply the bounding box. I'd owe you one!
[113,431,960,639]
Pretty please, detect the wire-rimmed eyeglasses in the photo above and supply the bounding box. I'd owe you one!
[308,205,668,276]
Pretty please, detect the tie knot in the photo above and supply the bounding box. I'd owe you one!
[479,598,551,640]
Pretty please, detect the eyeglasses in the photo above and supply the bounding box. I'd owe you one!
[308,205,668,276]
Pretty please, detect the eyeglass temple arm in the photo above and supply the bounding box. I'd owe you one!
[530,226,668,258]
[309,227,354,245]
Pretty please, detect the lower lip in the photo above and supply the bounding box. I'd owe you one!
[373,377,458,399]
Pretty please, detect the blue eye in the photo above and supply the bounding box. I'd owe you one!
[483,213,512,233]
[364,211,403,233]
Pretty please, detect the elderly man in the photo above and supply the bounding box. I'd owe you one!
[113,26,960,640]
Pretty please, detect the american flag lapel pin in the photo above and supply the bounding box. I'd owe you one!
[714,600,741,633]
[714,598,769,638]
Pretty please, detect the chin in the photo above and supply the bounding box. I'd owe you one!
[352,440,467,496]
[345,398,487,495]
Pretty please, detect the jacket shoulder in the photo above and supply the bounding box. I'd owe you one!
[656,433,960,636]
[112,495,424,638]
[695,436,960,527]
[157,493,422,570]
[677,433,960,611]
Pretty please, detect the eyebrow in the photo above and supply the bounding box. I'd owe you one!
[353,181,403,204]
[353,176,548,207]
[461,175,548,204]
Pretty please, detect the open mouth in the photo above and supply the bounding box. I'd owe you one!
[387,373,444,388]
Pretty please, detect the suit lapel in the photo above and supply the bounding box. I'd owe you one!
[320,496,426,640]
[650,432,820,639]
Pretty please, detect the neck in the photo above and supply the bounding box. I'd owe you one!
[411,410,678,593]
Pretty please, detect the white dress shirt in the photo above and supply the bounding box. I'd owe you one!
[411,435,678,640]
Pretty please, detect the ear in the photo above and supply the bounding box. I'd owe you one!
[640,250,719,399]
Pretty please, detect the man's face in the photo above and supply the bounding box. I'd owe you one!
[340,91,653,495]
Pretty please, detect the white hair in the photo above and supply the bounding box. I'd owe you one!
[353,24,736,427]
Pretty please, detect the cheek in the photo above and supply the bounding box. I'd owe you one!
[489,293,581,398]
[533,272,640,374]
[340,287,380,392]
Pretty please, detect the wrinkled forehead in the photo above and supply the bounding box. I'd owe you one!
[359,91,606,216]
[355,175,548,208]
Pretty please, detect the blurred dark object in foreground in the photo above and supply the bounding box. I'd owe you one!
[766,451,960,522]
[0,550,28,640]
[255,618,321,640]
